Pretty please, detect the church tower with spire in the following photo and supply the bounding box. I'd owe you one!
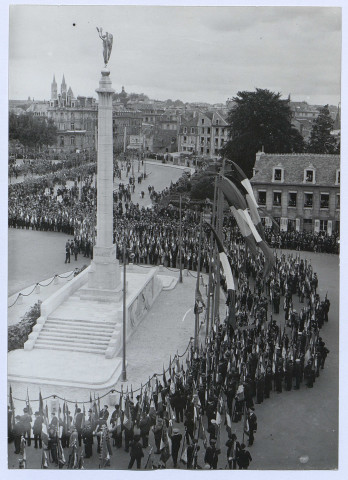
[61,74,67,105]
[50,75,57,106]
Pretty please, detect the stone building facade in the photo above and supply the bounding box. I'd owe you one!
[47,75,97,154]
[112,111,143,153]
[250,153,340,235]
[178,110,228,158]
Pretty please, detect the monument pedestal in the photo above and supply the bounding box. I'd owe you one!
[85,244,122,300]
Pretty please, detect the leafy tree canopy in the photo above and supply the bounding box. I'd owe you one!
[9,112,57,150]
[221,88,305,177]
[307,104,338,154]
[190,172,215,200]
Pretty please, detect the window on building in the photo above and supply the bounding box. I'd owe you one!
[191,127,195,134]
[71,123,74,130]
[201,119,205,125]
[221,139,224,146]
[320,193,329,209]
[336,194,340,209]
[336,169,340,185]
[183,136,187,142]
[216,128,219,135]
[273,168,283,182]
[216,120,219,125]
[183,127,187,134]
[215,138,218,146]
[273,191,282,206]
[202,128,205,134]
[258,191,266,206]
[70,136,75,146]
[222,128,225,135]
[304,193,313,208]
[320,220,328,233]
[303,218,313,232]
[207,127,211,134]
[59,136,64,146]
[304,169,314,183]
[335,221,340,234]
[201,147,204,153]
[288,192,297,207]
[206,148,210,154]
[201,137,204,144]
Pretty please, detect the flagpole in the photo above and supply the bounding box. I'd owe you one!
[206,178,217,339]
[122,244,127,381]
[214,176,223,325]
[194,213,203,350]
[179,194,183,283]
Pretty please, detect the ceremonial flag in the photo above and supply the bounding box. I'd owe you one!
[9,386,15,430]
[123,396,132,430]
[41,448,49,469]
[57,438,66,469]
[20,434,27,461]
[225,160,265,240]
[220,175,275,276]
[26,388,33,415]
[225,160,258,208]
[39,390,44,417]
[206,220,236,329]
[160,423,171,464]
[163,365,167,386]
[81,404,85,430]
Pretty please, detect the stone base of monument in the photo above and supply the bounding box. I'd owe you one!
[8,265,175,391]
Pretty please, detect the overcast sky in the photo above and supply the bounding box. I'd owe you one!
[8,4,341,106]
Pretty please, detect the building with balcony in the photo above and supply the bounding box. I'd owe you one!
[250,152,340,235]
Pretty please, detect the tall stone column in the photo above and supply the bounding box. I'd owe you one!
[88,68,121,291]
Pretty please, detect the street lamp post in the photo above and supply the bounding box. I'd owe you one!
[122,245,127,381]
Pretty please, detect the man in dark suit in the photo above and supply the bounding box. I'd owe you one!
[170,428,182,468]
[74,408,84,446]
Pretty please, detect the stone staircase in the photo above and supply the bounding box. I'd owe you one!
[34,294,121,356]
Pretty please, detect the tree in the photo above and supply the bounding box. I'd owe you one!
[190,172,215,200]
[9,112,57,151]
[221,88,305,177]
[307,105,338,153]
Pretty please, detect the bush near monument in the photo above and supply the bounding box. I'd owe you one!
[8,302,41,352]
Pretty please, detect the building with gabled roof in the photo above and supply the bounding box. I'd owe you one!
[178,110,228,158]
[250,152,340,235]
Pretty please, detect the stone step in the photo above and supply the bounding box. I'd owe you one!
[46,317,116,328]
[42,326,114,337]
[34,343,105,355]
[44,320,115,333]
[41,326,114,338]
[38,332,110,345]
[35,338,106,351]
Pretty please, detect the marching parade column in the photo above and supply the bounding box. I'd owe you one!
[88,67,121,291]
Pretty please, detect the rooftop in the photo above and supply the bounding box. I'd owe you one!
[251,153,340,187]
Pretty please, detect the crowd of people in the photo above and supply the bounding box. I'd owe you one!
[264,229,339,254]
[8,157,334,469]
[8,243,330,469]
